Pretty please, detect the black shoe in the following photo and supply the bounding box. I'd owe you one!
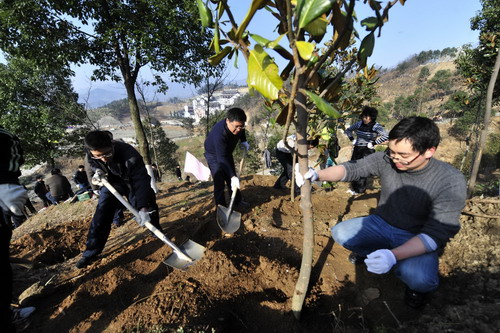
[76,256,95,269]
[234,200,250,209]
[404,287,428,308]
[348,252,366,265]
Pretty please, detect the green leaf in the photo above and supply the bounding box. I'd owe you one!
[296,41,315,61]
[303,90,341,119]
[236,0,270,39]
[358,32,375,67]
[208,46,232,66]
[250,33,285,50]
[247,44,283,100]
[298,0,335,29]
[360,16,378,31]
[196,0,214,28]
[304,15,328,36]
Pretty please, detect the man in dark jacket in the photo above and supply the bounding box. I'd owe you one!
[73,165,90,189]
[45,168,74,203]
[0,128,35,332]
[76,130,163,269]
[34,176,51,207]
[204,107,250,207]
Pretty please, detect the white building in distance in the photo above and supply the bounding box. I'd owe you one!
[183,88,244,124]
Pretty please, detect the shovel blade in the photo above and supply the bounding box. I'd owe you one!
[163,239,205,271]
[216,205,241,234]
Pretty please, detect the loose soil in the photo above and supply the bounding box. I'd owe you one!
[10,175,500,332]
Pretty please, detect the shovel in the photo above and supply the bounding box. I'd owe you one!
[101,179,205,270]
[216,151,246,234]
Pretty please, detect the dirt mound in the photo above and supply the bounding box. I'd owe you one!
[9,176,500,332]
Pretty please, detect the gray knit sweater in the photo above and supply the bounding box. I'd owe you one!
[341,152,466,248]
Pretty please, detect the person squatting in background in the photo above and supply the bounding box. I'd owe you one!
[0,127,36,332]
[344,106,388,194]
[34,175,52,208]
[76,130,163,269]
[273,134,318,195]
[296,117,466,308]
[204,107,250,208]
[73,165,90,189]
[45,168,74,204]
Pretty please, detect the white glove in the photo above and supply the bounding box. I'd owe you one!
[91,169,106,186]
[351,139,356,145]
[294,164,319,187]
[367,142,374,149]
[0,184,28,216]
[364,249,396,274]
[241,141,250,151]
[137,210,151,226]
[231,176,240,191]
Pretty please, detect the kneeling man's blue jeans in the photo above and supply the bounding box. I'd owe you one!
[331,214,439,293]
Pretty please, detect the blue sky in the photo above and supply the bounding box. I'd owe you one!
[25,0,484,102]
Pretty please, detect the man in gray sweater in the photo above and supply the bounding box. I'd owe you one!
[296,116,466,308]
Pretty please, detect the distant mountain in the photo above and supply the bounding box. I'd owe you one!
[78,88,128,109]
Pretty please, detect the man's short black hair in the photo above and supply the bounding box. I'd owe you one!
[389,116,440,154]
[78,165,85,169]
[360,106,378,122]
[51,168,61,175]
[227,107,247,123]
[85,131,113,150]
[307,138,319,148]
[36,175,43,180]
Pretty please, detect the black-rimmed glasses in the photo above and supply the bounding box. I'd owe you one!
[383,149,421,166]
[91,151,113,159]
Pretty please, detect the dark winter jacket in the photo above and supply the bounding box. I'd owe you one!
[34,181,49,197]
[0,128,24,185]
[204,119,246,178]
[73,170,90,186]
[86,140,155,210]
[45,174,74,199]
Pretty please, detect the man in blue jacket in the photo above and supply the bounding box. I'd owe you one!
[76,131,162,269]
[204,108,250,208]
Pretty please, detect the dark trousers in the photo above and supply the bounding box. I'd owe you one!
[2,209,26,229]
[37,194,52,207]
[25,199,37,215]
[0,214,15,332]
[351,146,375,193]
[273,149,299,193]
[204,153,241,207]
[83,185,161,258]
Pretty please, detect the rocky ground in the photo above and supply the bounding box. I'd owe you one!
[9,174,500,332]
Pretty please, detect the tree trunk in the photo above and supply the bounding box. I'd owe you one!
[124,79,151,165]
[467,49,500,197]
[291,86,314,319]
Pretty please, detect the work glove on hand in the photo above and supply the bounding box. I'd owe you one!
[351,139,356,146]
[367,142,374,149]
[0,184,28,216]
[240,141,250,152]
[294,164,319,187]
[364,249,396,274]
[231,176,240,191]
[91,169,106,186]
[137,209,151,226]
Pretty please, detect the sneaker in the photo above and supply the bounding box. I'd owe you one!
[346,189,359,195]
[76,256,95,269]
[404,287,428,308]
[12,306,36,322]
[348,252,366,265]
